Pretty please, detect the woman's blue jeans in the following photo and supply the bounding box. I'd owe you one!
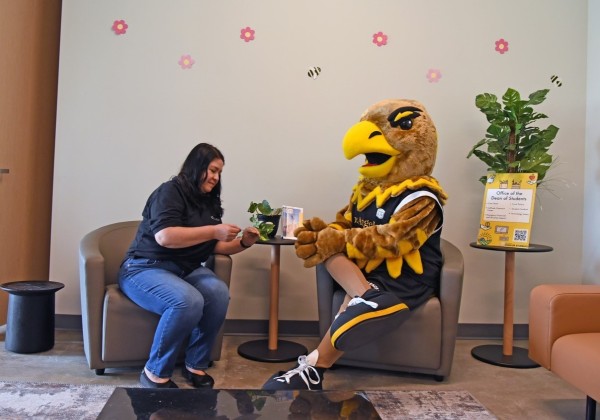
[118,257,229,379]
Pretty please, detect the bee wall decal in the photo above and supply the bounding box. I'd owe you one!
[550,74,563,87]
[308,66,321,80]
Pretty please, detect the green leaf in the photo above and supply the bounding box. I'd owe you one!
[505,108,518,122]
[529,112,548,121]
[527,89,549,105]
[471,150,500,168]
[486,141,505,155]
[248,200,282,215]
[487,124,509,140]
[466,138,488,157]
[520,154,552,171]
[255,221,275,241]
[541,125,559,141]
[502,88,521,107]
[475,93,499,110]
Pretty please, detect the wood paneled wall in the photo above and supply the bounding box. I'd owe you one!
[0,0,62,324]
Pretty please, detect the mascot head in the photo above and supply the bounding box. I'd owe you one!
[342,99,437,189]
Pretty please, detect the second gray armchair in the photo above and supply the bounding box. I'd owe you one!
[316,238,464,381]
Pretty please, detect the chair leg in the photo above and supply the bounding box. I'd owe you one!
[586,395,596,420]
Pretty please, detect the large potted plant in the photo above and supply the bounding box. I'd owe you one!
[467,88,559,184]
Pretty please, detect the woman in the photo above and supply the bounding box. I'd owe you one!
[118,143,259,388]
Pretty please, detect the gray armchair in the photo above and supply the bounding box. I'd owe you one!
[316,238,464,381]
[79,221,232,375]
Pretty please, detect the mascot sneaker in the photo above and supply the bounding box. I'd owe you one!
[262,356,325,390]
[330,289,410,351]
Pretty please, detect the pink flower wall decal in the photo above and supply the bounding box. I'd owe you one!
[426,69,442,83]
[112,20,128,35]
[240,27,255,43]
[495,38,509,54]
[372,31,388,47]
[178,55,195,69]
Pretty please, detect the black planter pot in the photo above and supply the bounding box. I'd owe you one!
[257,214,281,238]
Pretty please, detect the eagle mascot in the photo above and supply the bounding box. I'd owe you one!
[262,99,448,391]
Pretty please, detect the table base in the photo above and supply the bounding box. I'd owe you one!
[238,339,307,363]
[471,344,539,368]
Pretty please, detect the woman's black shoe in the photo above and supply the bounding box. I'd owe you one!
[182,366,215,388]
[140,371,179,388]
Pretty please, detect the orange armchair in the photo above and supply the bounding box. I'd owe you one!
[529,284,600,420]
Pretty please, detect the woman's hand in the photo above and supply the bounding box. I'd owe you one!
[213,224,242,242]
[240,227,260,247]
[213,226,260,255]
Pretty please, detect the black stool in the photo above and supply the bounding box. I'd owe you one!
[0,280,65,353]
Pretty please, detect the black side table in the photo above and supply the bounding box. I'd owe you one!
[0,280,65,353]
[238,237,308,362]
[469,243,552,368]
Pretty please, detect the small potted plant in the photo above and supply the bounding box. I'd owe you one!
[467,87,559,185]
[248,199,282,240]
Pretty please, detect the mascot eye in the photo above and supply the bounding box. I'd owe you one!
[398,118,413,130]
[387,106,421,131]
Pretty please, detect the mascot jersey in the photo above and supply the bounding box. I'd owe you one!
[346,179,445,291]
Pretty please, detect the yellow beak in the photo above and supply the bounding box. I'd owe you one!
[342,120,398,178]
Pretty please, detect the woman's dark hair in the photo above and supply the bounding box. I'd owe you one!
[175,143,224,217]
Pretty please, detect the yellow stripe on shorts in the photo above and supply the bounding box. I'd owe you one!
[330,303,409,346]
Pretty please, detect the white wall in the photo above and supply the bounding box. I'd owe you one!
[52,0,590,324]
[584,0,600,285]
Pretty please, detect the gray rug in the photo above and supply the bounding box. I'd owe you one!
[366,390,496,419]
[0,381,116,420]
[0,381,496,419]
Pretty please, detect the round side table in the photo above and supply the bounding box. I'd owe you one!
[237,237,308,362]
[469,243,552,368]
[0,280,65,353]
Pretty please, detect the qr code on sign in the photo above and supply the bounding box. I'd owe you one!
[513,229,528,242]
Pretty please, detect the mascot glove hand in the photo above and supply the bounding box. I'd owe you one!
[295,226,346,268]
[293,217,329,237]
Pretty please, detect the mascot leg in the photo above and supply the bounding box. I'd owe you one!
[261,254,410,390]
[325,254,411,351]
[323,253,372,297]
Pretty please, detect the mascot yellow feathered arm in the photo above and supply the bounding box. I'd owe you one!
[294,99,447,278]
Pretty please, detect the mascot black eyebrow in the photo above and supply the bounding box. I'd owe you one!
[263,99,448,391]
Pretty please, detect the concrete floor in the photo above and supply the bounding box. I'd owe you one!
[0,330,595,419]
